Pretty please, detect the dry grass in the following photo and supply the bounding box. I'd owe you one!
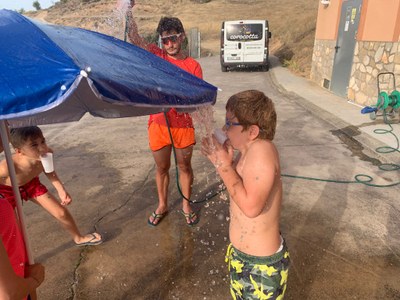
[26,0,318,77]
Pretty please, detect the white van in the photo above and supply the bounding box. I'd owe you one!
[220,20,271,72]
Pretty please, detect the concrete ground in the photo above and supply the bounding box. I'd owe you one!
[2,56,399,299]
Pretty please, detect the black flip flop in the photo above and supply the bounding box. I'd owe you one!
[147,211,168,226]
[179,209,199,226]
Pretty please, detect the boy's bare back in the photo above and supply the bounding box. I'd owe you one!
[229,138,282,257]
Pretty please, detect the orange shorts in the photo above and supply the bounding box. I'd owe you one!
[148,122,195,151]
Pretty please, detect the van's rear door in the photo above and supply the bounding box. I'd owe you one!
[224,21,245,64]
[242,22,264,64]
[224,21,264,64]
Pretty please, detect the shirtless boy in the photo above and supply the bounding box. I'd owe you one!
[0,126,102,247]
[201,90,290,299]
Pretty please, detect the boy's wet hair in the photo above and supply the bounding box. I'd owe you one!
[226,90,276,140]
[157,17,185,35]
[10,126,44,149]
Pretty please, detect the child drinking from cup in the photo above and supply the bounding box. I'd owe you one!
[0,126,102,247]
[201,90,290,299]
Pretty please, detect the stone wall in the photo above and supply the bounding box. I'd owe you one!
[311,39,400,106]
[349,41,400,106]
[310,39,336,89]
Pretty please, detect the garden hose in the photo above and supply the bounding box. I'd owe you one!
[282,117,399,187]
[373,123,399,172]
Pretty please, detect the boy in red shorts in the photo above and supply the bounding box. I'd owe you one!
[0,126,103,247]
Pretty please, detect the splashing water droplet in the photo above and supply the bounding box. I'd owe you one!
[192,105,216,141]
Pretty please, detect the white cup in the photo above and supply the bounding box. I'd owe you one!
[213,128,227,144]
[40,153,54,173]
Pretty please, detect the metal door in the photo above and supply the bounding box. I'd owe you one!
[330,0,362,97]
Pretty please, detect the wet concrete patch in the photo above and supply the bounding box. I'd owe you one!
[331,126,382,167]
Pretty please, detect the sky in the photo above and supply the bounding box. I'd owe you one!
[0,0,59,11]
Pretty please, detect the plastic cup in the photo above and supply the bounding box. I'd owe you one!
[40,153,54,173]
[213,128,227,144]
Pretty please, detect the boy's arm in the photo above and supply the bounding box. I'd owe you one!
[0,241,45,300]
[0,161,10,185]
[125,3,149,49]
[45,171,72,206]
[0,121,10,154]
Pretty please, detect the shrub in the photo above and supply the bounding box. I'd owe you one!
[32,1,41,10]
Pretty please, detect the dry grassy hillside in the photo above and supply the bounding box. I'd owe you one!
[26,0,318,76]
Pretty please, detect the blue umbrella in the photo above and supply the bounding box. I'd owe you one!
[0,9,217,264]
[0,9,217,124]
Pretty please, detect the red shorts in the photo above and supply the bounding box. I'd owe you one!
[0,198,28,278]
[148,122,195,152]
[0,177,48,209]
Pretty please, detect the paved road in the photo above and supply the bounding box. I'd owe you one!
[5,56,399,299]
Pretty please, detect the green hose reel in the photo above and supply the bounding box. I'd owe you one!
[366,72,400,122]
[376,90,400,110]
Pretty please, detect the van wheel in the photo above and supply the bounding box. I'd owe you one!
[261,64,269,72]
[221,65,228,72]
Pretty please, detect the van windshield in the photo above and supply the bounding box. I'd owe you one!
[226,23,263,42]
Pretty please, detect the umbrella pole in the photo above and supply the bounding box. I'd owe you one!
[0,120,34,264]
